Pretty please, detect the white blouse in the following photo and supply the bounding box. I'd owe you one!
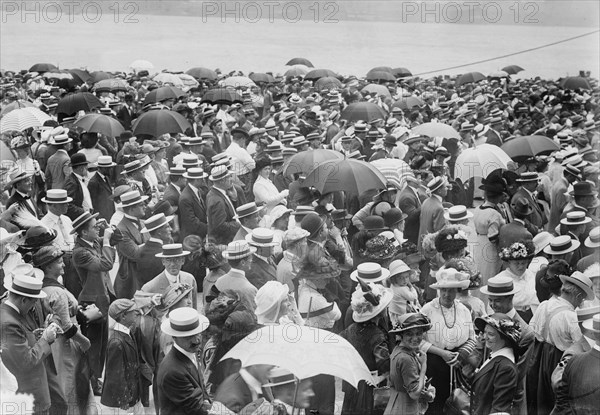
[421,298,474,351]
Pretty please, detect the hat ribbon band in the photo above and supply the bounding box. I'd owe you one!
[553,240,573,251]
[449,211,467,220]
[268,374,297,385]
[357,270,382,280]
[11,283,41,295]
[487,284,515,294]
[170,319,199,332]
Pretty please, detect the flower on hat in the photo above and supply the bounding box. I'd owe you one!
[360,235,397,261]
[444,258,481,289]
[478,314,521,346]
[499,241,534,261]
[350,282,387,315]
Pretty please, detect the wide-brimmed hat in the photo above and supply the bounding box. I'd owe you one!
[582,314,600,336]
[181,154,200,169]
[222,240,256,260]
[533,231,554,255]
[96,155,116,168]
[167,166,186,177]
[209,165,232,181]
[20,226,57,248]
[69,153,88,168]
[331,209,353,222]
[10,135,30,150]
[6,169,32,187]
[361,235,398,262]
[254,281,290,323]
[480,276,520,296]
[263,367,299,388]
[31,245,64,269]
[543,235,581,255]
[246,228,277,247]
[156,243,190,258]
[120,190,149,208]
[430,267,471,289]
[499,241,535,261]
[389,313,432,333]
[120,159,150,175]
[350,262,391,283]
[569,181,598,197]
[559,271,595,301]
[157,283,193,311]
[560,211,592,227]
[42,189,73,204]
[444,205,473,222]
[576,305,600,324]
[142,213,173,233]
[584,226,600,248]
[268,205,293,226]
[183,167,208,180]
[351,280,393,323]
[511,197,533,216]
[474,313,521,349]
[4,273,47,298]
[388,259,416,279]
[161,307,210,337]
[283,227,310,245]
[48,133,72,146]
[290,136,308,148]
[435,227,468,253]
[516,172,539,183]
[363,215,387,232]
[234,202,264,220]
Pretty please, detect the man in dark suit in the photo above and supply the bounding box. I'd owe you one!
[418,176,448,249]
[206,166,240,245]
[245,228,278,289]
[179,168,209,240]
[87,155,116,221]
[64,153,92,220]
[0,273,64,414]
[499,197,535,249]
[511,172,546,229]
[136,213,173,286]
[157,307,212,415]
[115,190,149,299]
[214,366,274,413]
[116,94,136,130]
[5,170,39,220]
[45,134,73,190]
[164,166,187,209]
[398,176,426,245]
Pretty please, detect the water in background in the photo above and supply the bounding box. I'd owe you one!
[1,14,598,79]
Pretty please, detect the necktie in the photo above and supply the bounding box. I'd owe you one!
[57,217,68,247]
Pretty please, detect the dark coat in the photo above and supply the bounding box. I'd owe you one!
[45,149,70,189]
[246,255,277,289]
[206,187,240,245]
[163,183,182,210]
[101,329,141,408]
[498,219,534,249]
[512,188,546,229]
[398,186,422,215]
[157,346,209,415]
[117,104,135,130]
[115,216,147,299]
[6,191,39,219]
[64,172,87,220]
[471,355,519,415]
[213,372,253,413]
[179,185,208,240]
[88,172,114,221]
[553,347,600,415]
[135,239,165,286]
[418,195,445,247]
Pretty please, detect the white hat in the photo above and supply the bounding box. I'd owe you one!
[4,273,47,298]
[444,205,473,222]
[430,267,470,289]
[560,271,595,301]
[160,307,209,337]
[350,262,390,283]
[351,282,393,323]
[254,281,290,324]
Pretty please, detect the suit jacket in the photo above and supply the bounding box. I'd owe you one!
[179,185,208,240]
[246,255,277,289]
[141,270,197,309]
[135,239,165,286]
[213,372,253,413]
[88,172,115,221]
[418,195,446,248]
[6,191,39,220]
[101,329,141,408]
[206,187,240,245]
[398,186,423,215]
[164,183,182,210]
[0,302,53,412]
[64,172,87,221]
[115,216,147,299]
[553,347,600,415]
[512,188,546,229]
[45,149,71,189]
[157,347,209,415]
[117,104,135,130]
[498,219,534,249]
[549,177,569,233]
[232,226,249,243]
[471,355,518,415]
[72,236,115,316]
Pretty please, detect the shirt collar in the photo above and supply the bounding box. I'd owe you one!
[124,213,140,222]
[96,171,106,180]
[173,343,198,368]
[45,211,61,223]
[4,300,19,314]
[73,172,86,181]
[149,237,163,244]
[513,218,525,225]
[228,268,246,278]
[254,253,271,263]
[80,237,95,247]
[506,308,517,319]
[239,368,263,399]
[490,346,515,364]
[594,344,600,352]
[113,322,131,336]
[16,190,29,198]
[164,271,179,284]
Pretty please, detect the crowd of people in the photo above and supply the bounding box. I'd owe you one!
[0,64,599,415]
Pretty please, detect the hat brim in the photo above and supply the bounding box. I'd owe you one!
[584,238,600,248]
[234,205,265,220]
[389,321,432,334]
[473,317,519,348]
[42,196,73,204]
[7,172,33,187]
[160,312,209,337]
[560,217,592,226]
[183,172,209,180]
[352,290,393,323]
[559,274,595,301]
[582,318,600,334]
[120,160,152,175]
[543,239,581,255]
[430,281,471,290]
[443,211,473,221]
[4,284,47,299]
[70,213,99,234]
[49,138,73,145]
[120,195,150,207]
[97,162,117,168]
[222,246,257,260]
[142,215,174,233]
[350,268,391,283]
[479,286,520,296]
[155,250,190,258]
[209,171,233,181]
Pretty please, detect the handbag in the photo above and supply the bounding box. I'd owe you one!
[444,367,470,415]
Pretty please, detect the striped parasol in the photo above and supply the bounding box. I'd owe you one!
[370,158,413,189]
[0,108,51,133]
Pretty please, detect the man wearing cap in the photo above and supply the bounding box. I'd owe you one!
[0,273,66,414]
[511,172,546,229]
[206,165,241,245]
[45,131,73,189]
[5,169,39,220]
[64,153,93,221]
[87,155,117,221]
[136,213,173,286]
[157,307,211,415]
[549,164,582,233]
[418,176,449,248]
[179,168,209,240]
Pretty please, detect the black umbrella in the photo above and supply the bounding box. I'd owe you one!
[501,65,524,75]
[29,63,58,73]
[249,73,276,84]
[369,66,393,73]
[56,92,104,115]
[560,76,592,91]
[392,67,412,78]
[186,67,218,81]
[340,102,387,123]
[366,70,396,82]
[132,109,191,138]
[143,86,185,106]
[68,69,93,84]
[286,58,314,67]
[200,88,243,105]
[90,71,112,83]
[456,72,486,87]
[304,69,339,81]
[314,76,343,91]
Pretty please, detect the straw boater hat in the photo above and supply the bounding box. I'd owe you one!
[142,213,173,233]
[246,228,277,247]
[559,271,595,301]
[263,367,299,388]
[42,189,73,204]
[430,267,471,289]
[427,176,447,193]
[234,202,264,220]
[532,231,554,255]
[120,190,149,208]
[582,314,600,337]
[350,262,391,283]
[161,307,210,337]
[389,313,432,334]
[183,167,208,180]
[444,205,473,222]
[120,159,150,175]
[70,211,99,234]
[48,132,72,146]
[4,272,47,298]
[6,169,32,188]
[156,243,190,259]
[7,264,43,281]
[96,155,117,168]
[516,172,539,183]
[209,165,232,181]
[480,276,520,296]
[585,226,600,248]
[222,240,256,261]
[543,235,581,255]
[351,280,393,323]
[561,211,592,227]
[474,313,521,349]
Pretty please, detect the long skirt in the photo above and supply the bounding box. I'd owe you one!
[526,340,564,415]
[342,380,375,415]
[309,374,336,415]
[425,353,452,415]
[471,235,501,300]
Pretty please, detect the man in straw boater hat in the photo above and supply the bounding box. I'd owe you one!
[245,228,278,289]
[87,155,117,221]
[44,129,73,190]
[206,165,241,245]
[64,153,93,220]
[5,168,39,220]
[577,226,600,272]
[0,272,67,414]
[528,270,595,414]
[120,158,153,201]
[163,166,187,212]
[141,243,198,309]
[135,213,174,286]
[225,127,256,200]
[231,202,265,242]
[561,180,600,228]
[179,167,209,240]
[512,172,547,229]
[114,190,150,299]
[156,307,212,414]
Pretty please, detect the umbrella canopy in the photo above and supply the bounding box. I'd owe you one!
[501,135,560,162]
[369,66,393,74]
[340,102,387,123]
[42,71,74,81]
[412,122,460,139]
[361,84,392,99]
[366,70,396,83]
[221,76,256,89]
[392,96,424,111]
[303,158,387,197]
[143,86,185,106]
[29,63,57,73]
[560,76,592,91]
[454,144,512,182]
[185,67,218,81]
[304,69,339,81]
[176,74,200,90]
[284,65,309,78]
[286,58,314,67]
[56,92,104,115]
[370,158,412,189]
[501,65,524,75]
[222,325,375,389]
[68,69,92,84]
[0,100,37,117]
[1,141,16,163]
[200,88,243,105]
[90,71,112,83]
[249,72,276,84]
[0,108,50,133]
[456,72,486,87]
[94,78,128,93]
[489,70,510,79]
[73,114,125,138]
[314,76,343,91]
[282,149,343,177]
[392,67,412,78]
[132,109,191,138]
[129,59,154,72]
[153,73,184,87]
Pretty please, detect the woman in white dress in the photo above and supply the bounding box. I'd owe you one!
[252,156,288,213]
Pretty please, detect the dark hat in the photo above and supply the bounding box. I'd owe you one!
[152,199,178,216]
[301,213,326,237]
[21,226,57,249]
[435,227,468,253]
[69,153,88,167]
[570,181,598,197]
[32,245,64,269]
[389,313,432,334]
[383,135,397,147]
[363,215,387,231]
[331,209,352,222]
[511,197,533,216]
[474,313,521,349]
[383,208,407,227]
[231,127,250,139]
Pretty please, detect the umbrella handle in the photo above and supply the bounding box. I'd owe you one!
[306,296,313,321]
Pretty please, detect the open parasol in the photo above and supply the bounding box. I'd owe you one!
[282,148,343,177]
[412,122,460,139]
[454,144,512,182]
[501,135,560,162]
[302,158,387,197]
[73,114,125,138]
[341,102,387,123]
[132,109,191,138]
